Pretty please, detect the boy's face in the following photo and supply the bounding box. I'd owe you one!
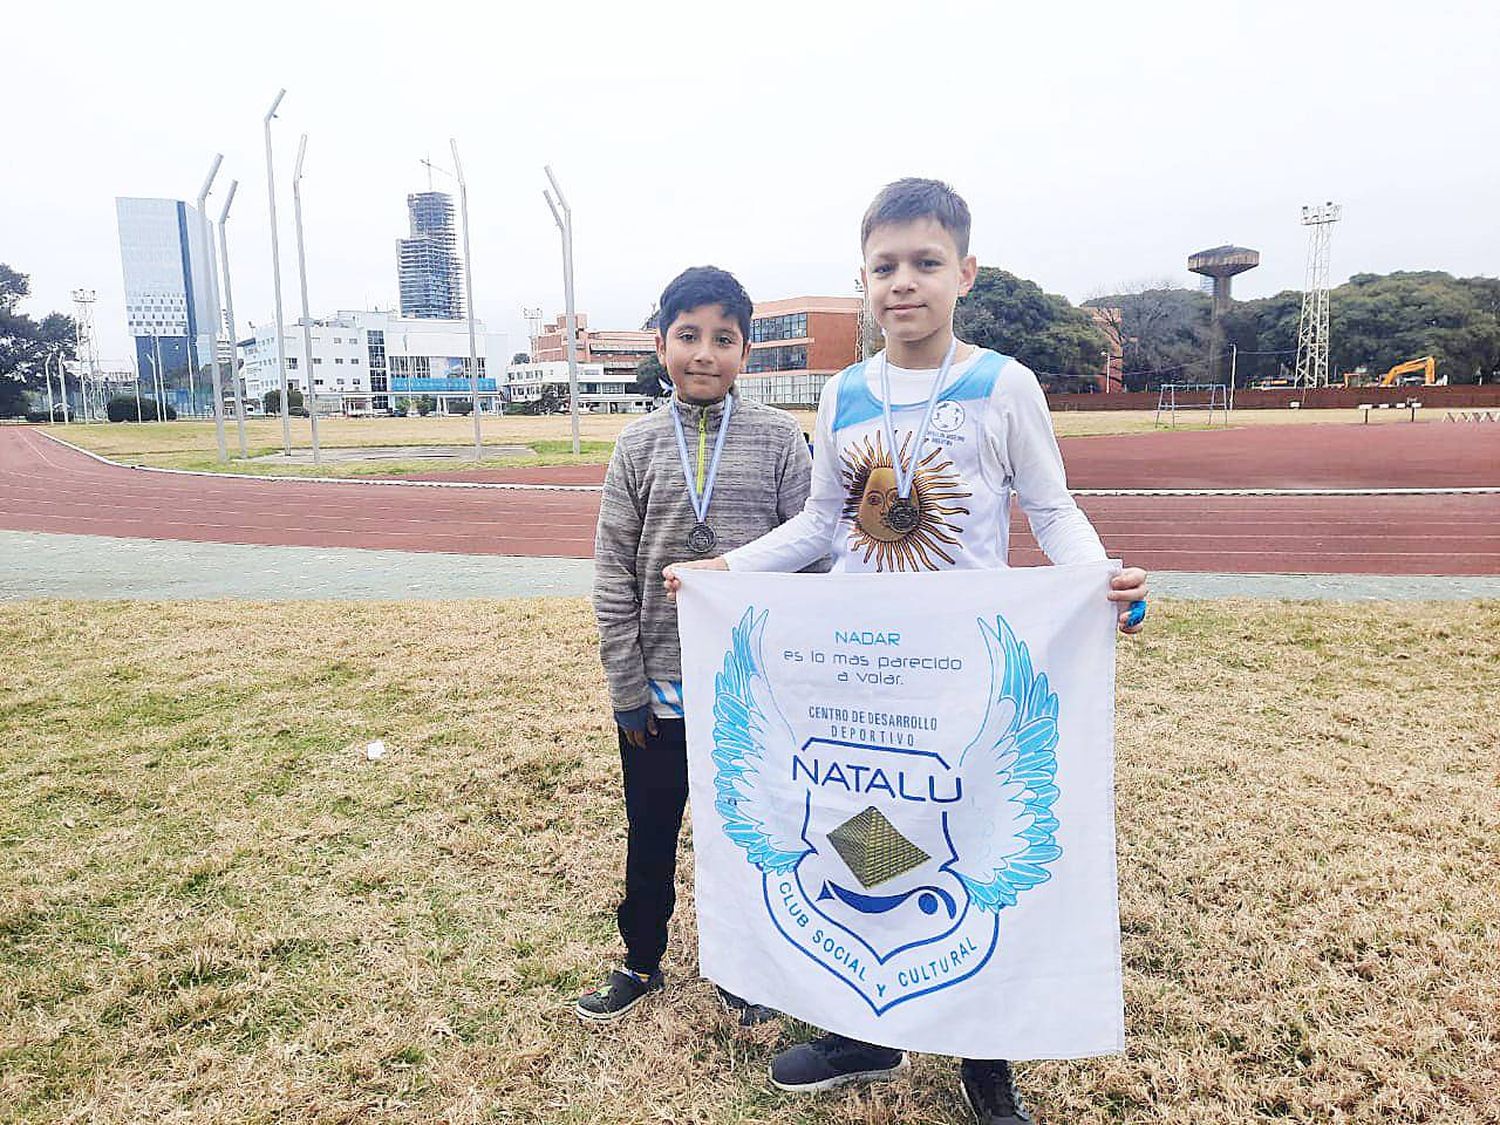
[656,303,750,405]
[861,217,978,352]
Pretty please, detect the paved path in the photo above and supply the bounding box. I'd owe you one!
[5,530,1496,602]
[4,426,1498,575]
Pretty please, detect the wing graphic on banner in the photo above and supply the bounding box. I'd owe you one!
[948,616,1063,911]
[712,608,811,873]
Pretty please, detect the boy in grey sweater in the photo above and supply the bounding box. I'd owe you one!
[578,266,816,1023]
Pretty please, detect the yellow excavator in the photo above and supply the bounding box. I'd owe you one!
[1343,356,1439,387]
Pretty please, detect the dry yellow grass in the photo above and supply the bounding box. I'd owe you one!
[2,599,1496,1124]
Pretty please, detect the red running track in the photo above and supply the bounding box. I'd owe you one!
[402,422,1500,490]
[2,427,1497,574]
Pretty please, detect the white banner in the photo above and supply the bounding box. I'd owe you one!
[677,564,1123,1060]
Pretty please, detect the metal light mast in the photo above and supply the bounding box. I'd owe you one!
[1294,202,1341,388]
[70,289,99,421]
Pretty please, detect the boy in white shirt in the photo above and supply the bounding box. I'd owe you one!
[667,178,1148,1123]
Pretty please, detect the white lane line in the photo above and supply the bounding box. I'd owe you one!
[35,430,1500,498]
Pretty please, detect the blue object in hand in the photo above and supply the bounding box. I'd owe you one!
[1124,599,1148,628]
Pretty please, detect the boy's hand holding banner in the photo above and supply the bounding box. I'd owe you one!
[677,564,1124,1060]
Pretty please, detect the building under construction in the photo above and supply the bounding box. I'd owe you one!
[396,191,464,320]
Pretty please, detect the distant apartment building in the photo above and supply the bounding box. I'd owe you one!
[240,311,506,415]
[115,196,218,414]
[397,192,464,320]
[529,313,657,385]
[503,359,645,411]
[737,296,862,406]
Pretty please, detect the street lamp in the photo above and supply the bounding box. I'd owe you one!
[543,165,581,455]
[43,352,58,422]
[217,179,249,456]
[143,340,163,419]
[449,139,483,460]
[263,89,293,455]
[195,153,228,462]
[291,132,322,464]
[421,148,484,458]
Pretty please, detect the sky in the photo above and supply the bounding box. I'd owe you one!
[5,0,1497,364]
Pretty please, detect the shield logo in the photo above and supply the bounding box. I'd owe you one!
[711,608,1064,1017]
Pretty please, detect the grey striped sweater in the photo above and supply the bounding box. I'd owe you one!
[592,392,816,712]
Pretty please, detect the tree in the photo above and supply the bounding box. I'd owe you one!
[955,268,1108,388]
[1223,272,1500,386]
[633,353,669,397]
[262,386,304,414]
[511,352,530,364]
[1084,286,1212,390]
[0,263,78,417]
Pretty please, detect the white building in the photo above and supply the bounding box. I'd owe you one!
[503,360,648,412]
[240,310,508,415]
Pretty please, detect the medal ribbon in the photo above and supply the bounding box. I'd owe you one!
[877,337,960,500]
[670,394,735,526]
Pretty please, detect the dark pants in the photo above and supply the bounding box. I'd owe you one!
[615,718,689,976]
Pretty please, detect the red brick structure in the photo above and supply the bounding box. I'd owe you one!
[740,296,862,406]
[530,313,657,384]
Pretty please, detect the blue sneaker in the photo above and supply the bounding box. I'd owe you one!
[769,1032,908,1092]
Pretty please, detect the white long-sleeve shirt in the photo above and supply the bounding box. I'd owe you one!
[725,348,1105,573]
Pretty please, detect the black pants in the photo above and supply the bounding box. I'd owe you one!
[615,718,689,976]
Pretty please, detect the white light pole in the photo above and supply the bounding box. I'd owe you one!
[152,333,166,418]
[195,153,228,462]
[44,352,57,421]
[291,132,321,464]
[217,179,248,456]
[59,359,74,423]
[263,89,293,455]
[543,165,581,455]
[131,351,144,422]
[449,139,483,460]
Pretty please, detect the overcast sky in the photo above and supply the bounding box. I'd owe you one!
[6,0,1497,363]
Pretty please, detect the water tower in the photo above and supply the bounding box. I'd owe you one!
[1188,245,1259,384]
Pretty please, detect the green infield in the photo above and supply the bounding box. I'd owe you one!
[2,599,1496,1123]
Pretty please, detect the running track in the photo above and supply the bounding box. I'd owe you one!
[2,427,1497,575]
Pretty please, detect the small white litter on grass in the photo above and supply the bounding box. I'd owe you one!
[364,740,387,761]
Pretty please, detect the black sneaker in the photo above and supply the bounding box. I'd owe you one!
[959,1059,1032,1124]
[574,968,663,1022]
[716,986,781,1027]
[769,1032,909,1092]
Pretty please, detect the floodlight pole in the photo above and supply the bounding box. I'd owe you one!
[217,179,248,456]
[291,132,321,464]
[44,353,57,421]
[131,351,144,422]
[451,139,482,460]
[263,89,293,455]
[152,334,166,418]
[195,153,228,462]
[543,165,580,455]
[1229,343,1237,413]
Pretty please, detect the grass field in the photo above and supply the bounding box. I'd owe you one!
[43,404,1432,477]
[3,598,1497,1124]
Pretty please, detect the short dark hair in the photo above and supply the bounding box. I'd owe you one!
[657,266,753,343]
[860,178,971,258]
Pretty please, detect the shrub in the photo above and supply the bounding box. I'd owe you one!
[105,397,176,422]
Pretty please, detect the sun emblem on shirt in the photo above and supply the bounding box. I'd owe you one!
[840,432,971,571]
